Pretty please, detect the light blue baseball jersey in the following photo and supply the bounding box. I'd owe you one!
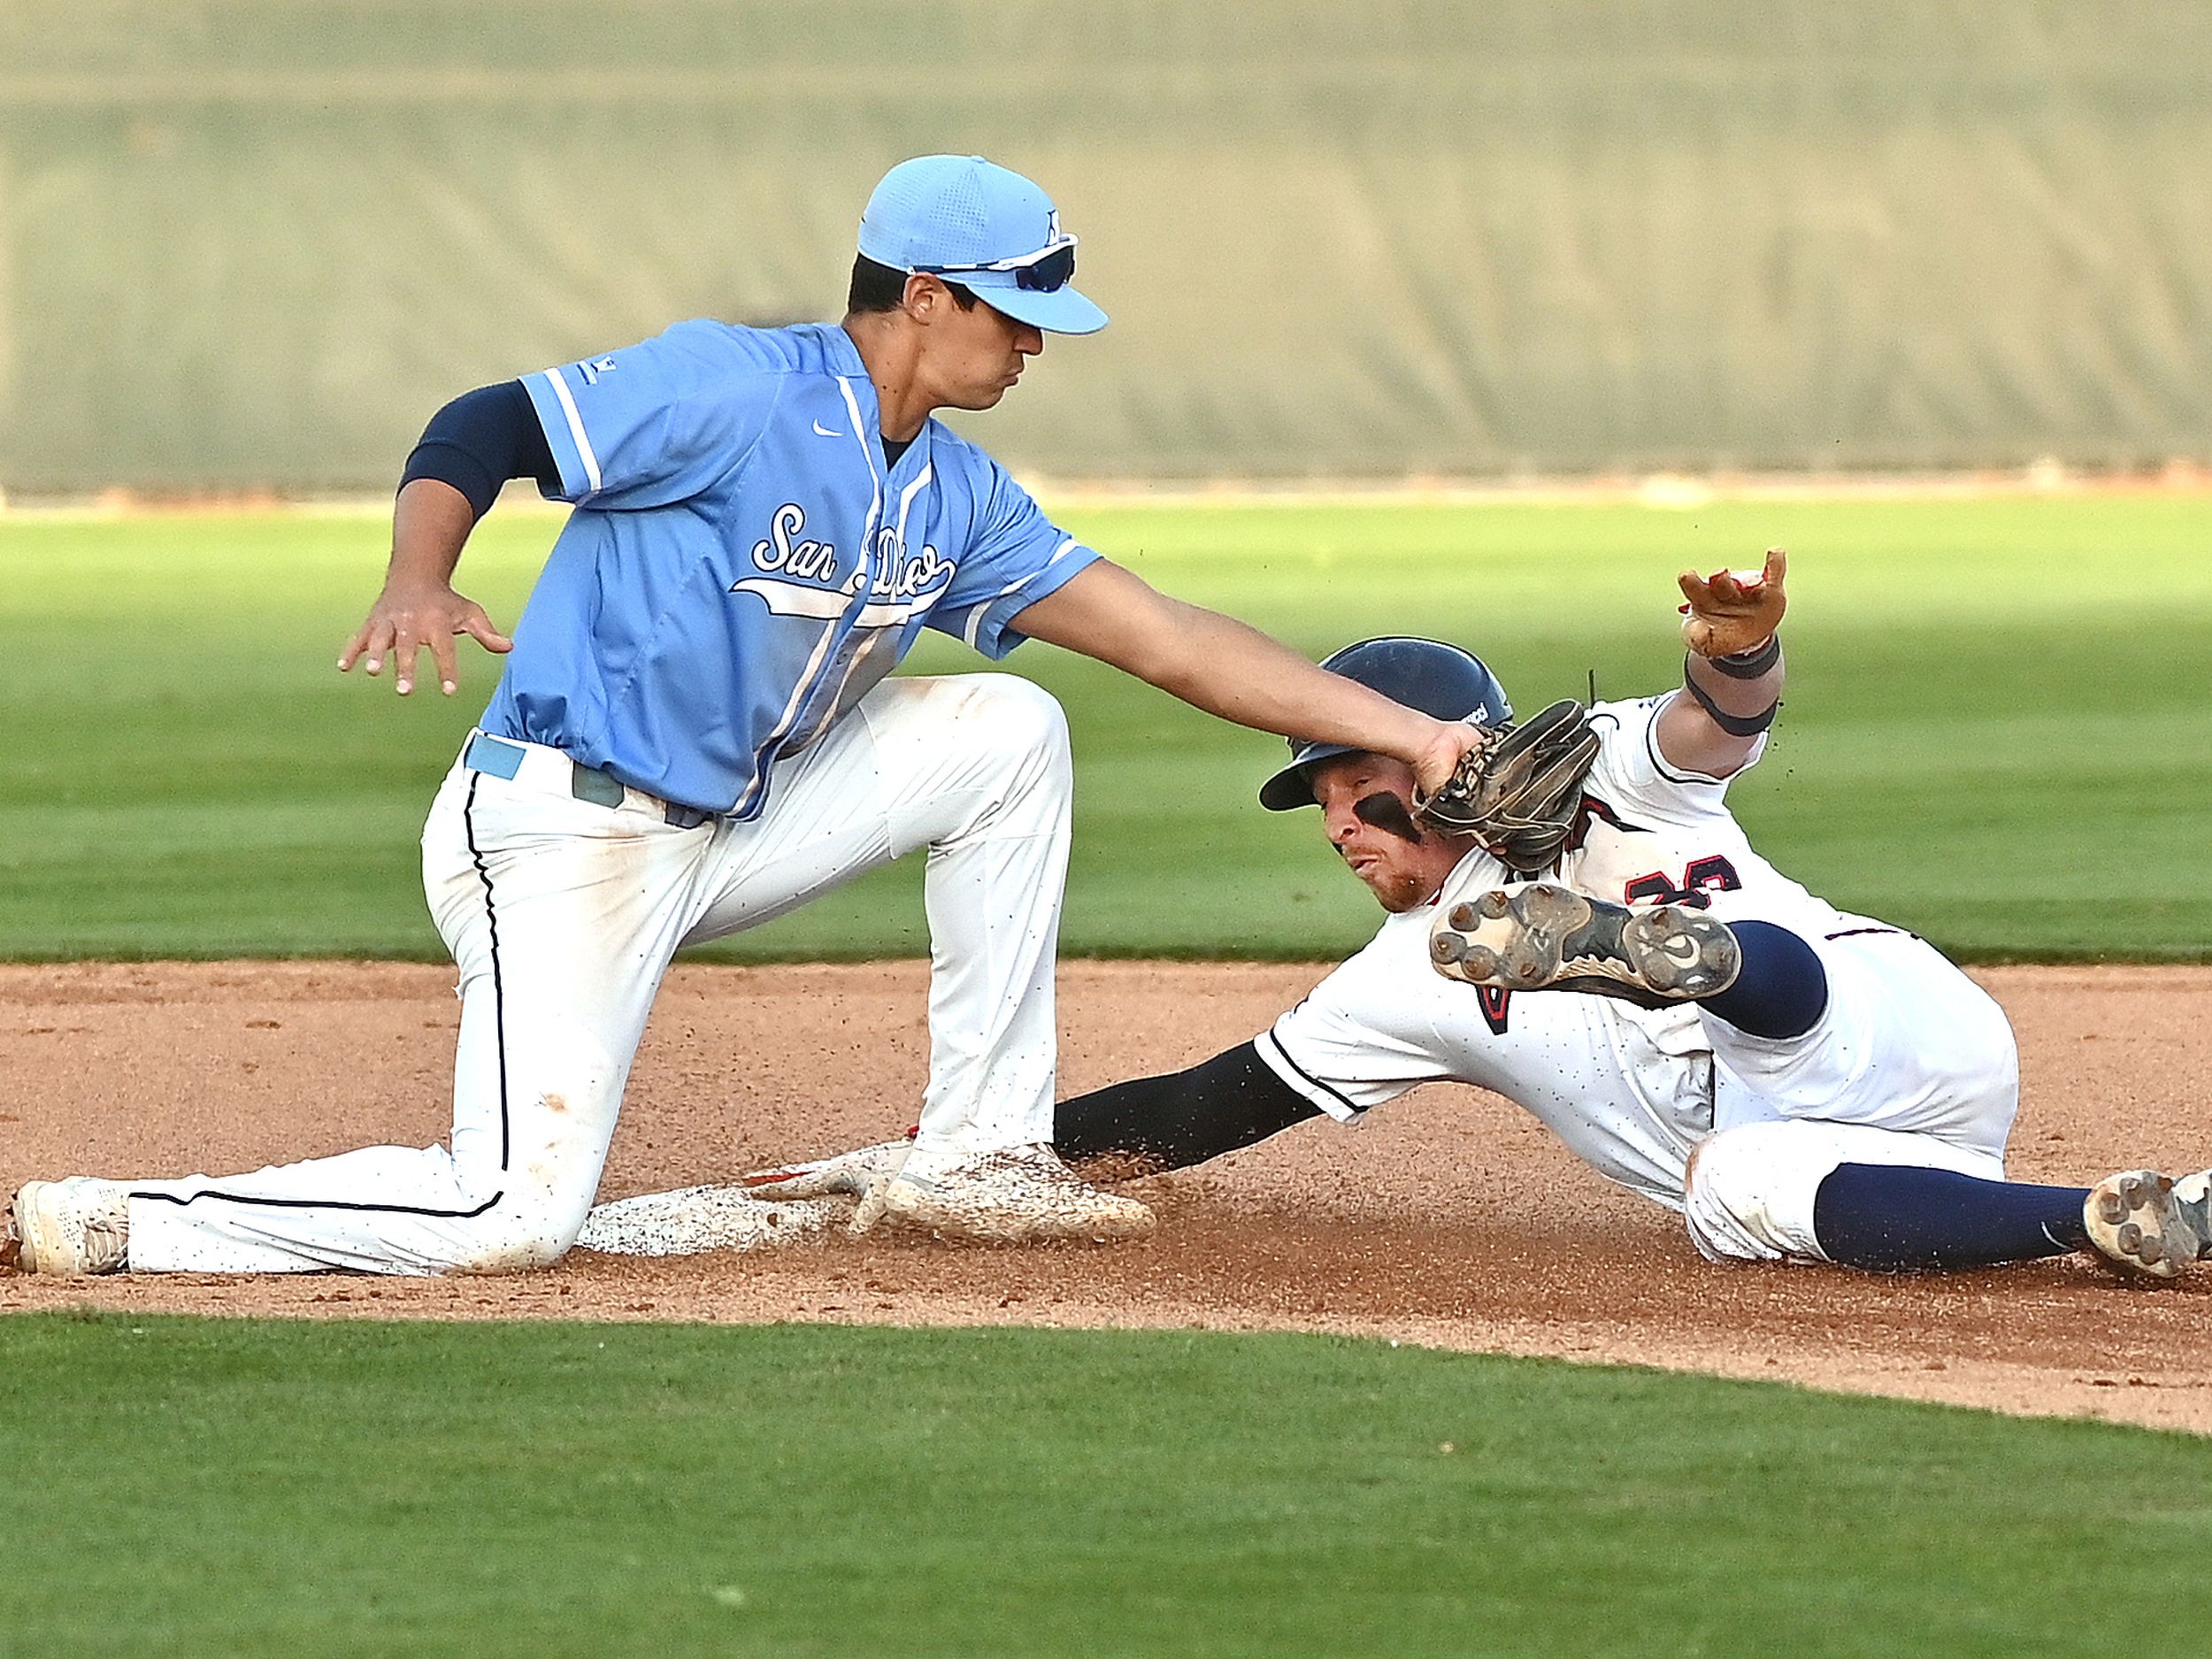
[481,320,1099,816]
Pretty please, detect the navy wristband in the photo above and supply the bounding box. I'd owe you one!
[1700,633,1781,680]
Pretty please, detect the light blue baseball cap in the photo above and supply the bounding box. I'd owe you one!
[858,155,1108,335]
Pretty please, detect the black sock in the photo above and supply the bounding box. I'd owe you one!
[1701,920,1829,1039]
[1811,1162,2092,1272]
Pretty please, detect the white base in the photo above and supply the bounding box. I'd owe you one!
[574,1187,839,1256]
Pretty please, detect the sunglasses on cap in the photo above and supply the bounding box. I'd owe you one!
[911,235,1078,293]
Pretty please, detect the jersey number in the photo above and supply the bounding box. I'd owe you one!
[1624,855,1742,909]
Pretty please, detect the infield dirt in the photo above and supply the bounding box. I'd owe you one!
[3,961,2208,1432]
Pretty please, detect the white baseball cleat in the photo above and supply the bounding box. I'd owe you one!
[2085,1169,2212,1280]
[737,1137,915,1202]
[1429,882,1740,1009]
[849,1144,1155,1243]
[7,1178,132,1276]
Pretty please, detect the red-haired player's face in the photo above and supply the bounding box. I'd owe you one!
[1307,753,1473,913]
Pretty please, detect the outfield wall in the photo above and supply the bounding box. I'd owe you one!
[2,2,2207,491]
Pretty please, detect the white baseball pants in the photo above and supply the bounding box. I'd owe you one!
[1679,928,2021,1263]
[124,673,1071,1273]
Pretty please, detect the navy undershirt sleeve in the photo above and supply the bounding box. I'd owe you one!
[399,380,560,519]
[1055,1041,1320,1173]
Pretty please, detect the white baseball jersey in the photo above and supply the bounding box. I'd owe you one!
[1548,694,1856,936]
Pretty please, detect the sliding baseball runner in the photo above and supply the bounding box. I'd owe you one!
[630,555,2210,1281]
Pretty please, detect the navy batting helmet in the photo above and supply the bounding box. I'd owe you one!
[1258,637,1511,810]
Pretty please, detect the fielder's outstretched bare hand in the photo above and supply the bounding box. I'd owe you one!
[1678,547,1787,658]
[338,582,512,696]
[338,478,514,695]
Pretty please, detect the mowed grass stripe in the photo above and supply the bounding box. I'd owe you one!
[3,496,2207,960]
[4,1313,2209,1659]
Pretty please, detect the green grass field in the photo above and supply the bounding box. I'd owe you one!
[6,1313,2211,1659]
[3,494,2208,961]
[6,495,2210,1655]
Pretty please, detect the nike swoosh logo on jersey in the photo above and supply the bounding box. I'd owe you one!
[812,419,844,438]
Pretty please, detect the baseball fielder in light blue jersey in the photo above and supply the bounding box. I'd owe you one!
[3,155,1486,1277]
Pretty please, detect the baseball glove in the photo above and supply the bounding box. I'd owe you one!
[1411,699,1600,871]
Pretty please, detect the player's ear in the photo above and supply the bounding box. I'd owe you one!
[901,273,943,322]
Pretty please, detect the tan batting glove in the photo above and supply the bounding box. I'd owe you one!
[1678,548,1787,658]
